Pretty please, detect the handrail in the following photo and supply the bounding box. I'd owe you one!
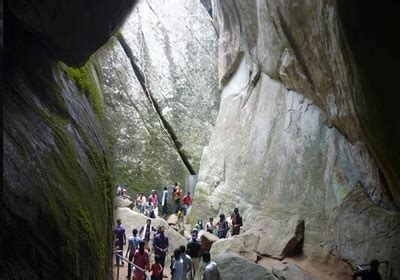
[113,250,150,280]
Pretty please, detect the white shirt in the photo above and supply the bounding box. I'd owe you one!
[172,258,185,280]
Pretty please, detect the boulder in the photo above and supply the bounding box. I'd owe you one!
[200,232,220,253]
[167,214,178,226]
[211,253,277,280]
[210,232,259,262]
[245,215,304,260]
[113,196,134,209]
[272,263,313,280]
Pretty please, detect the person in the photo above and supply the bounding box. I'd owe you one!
[123,185,130,199]
[149,189,159,217]
[114,219,126,266]
[144,200,156,218]
[194,220,203,232]
[352,260,382,280]
[202,251,220,280]
[216,214,228,239]
[177,207,185,234]
[174,183,183,214]
[126,228,141,279]
[116,185,122,197]
[231,208,243,236]
[150,255,163,280]
[182,192,192,215]
[180,245,192,280]
[161,186,169,218]
[153,226,169,278]
[186,235,201,279]
[171,248,185,280]
[206,218,214,234]
[139,219,157,250]
[136,193,147,213]
[133,241,150,280]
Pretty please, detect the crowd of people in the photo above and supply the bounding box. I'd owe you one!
[116,182,193,220]
[114,218,220,280]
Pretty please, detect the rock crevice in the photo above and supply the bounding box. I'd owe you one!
[116,34,195,175]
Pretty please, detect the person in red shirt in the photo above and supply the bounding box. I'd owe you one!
[182,192,192,216]
[149,255,163,280]
[133,241,149,280]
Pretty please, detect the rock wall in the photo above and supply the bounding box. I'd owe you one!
[96,0,219,192]
[2,1,136,278]
[191,0,400,277]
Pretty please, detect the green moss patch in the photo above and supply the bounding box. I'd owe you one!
[61,61,105,120]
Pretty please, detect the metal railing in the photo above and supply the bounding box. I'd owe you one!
[113,250,150,280]
[356,260,389,280]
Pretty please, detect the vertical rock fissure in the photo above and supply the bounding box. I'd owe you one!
[116,34,196,175]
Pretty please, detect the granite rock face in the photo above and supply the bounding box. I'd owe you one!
[191,0,400,277]
[8,0,138,65]
[2,1,137,278]
[96,0,219,192]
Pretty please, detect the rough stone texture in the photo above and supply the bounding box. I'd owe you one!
[272,263,313,280]
[114,197,134,209]
[210,0,400,206]
[322,184,400,278]
[95,0,219,193]
[8,0,138,65]
[249,216,304,259]
[2,19,114,279]
[210,233,259,262]
[190,1,400,275]
[210,253,277,280]
[2,0,139,277]
[96,38,189,193]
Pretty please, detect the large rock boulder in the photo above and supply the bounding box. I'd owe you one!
[251,215,304,259]
[114,197,134,209]
[95,0,219,192]
[200,232,220,253]
[211,253,277,280]
[210,233,259,262]
[272,263,313,280]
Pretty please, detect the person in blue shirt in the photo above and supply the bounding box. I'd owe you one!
[114,219,126,266]
[126,228,141,279]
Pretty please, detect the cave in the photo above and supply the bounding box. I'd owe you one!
[2,0,400,279]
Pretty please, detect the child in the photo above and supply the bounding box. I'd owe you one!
[149,255,163,280]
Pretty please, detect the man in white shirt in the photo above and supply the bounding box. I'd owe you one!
[171,248,185,280]
[180,245,192,279]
